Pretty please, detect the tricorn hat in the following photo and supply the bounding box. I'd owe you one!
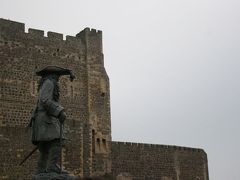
[36,65,75,81]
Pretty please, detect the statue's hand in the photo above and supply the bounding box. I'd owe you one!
[59,111,66,123]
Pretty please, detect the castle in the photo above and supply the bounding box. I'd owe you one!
[0,18,209,180]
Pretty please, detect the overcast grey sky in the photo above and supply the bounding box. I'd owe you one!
[1,0,240,179]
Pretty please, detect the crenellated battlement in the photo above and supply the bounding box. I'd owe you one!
[89,28,102,35]
[47,31,63,40]
[112,141,205,153]
[0,18,25,33]
[28,28,44,37]
[80,27,102,35]
[0,18,103,48]
[76,27,102,44]
[0,18,92,46]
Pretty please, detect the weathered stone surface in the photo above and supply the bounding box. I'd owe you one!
[0,18,209,180]
[0,18,111,179]
[111,142,209,180]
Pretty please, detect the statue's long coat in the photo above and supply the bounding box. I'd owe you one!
[31,78,64,145]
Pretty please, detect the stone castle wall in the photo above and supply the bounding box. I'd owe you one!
[0,18,111,179]
[112,141,209,180]
[0,18,209,180]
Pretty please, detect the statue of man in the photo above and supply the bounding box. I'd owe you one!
[30,66,75,175]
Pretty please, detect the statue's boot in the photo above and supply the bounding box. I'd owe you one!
[47,142,68,174]
[35,144,48,174]
[36,162,47,175]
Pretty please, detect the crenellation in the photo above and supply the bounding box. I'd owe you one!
[111,141,205,154]
[97,30,102,35]
[47,31,63,40]
[0,18,25,34]
[90,28,102,35]
[28,28,44,37]
[66,35,79,42]
[80,27,103,37]
[90,28,97,33]
[0,18,102,47]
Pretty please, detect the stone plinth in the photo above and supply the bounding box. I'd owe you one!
[32,173,80,180]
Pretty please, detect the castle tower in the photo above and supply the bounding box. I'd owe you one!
[77,28,112,177]
[0,18,111,179]
[0,18,209,180]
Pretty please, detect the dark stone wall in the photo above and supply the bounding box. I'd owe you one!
[0,125,82,180]
[0,18,111,179]
[77,28,112,176]
[111,141,209,180]
[0,127,37,180]
[0,18,209,180]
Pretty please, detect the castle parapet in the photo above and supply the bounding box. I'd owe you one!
[76,28,102,41]
[0,18,25,34]
[0,18,83,46]
[112,141,205,153]
[47,31,63,40]
[28,28,44,37]
[0,18,25,41]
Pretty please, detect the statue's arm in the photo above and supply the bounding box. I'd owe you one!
[39,79,64,117]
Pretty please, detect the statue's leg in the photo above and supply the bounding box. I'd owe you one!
[47,139,61,173]
[36,142,49,174]
[47,139,68,174]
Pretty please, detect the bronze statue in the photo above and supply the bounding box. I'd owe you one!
[29,66,77,180]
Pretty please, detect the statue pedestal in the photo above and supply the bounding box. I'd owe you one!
[32,172,80,180]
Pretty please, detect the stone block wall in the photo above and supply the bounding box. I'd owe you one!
[77,28,112,176]
[0,18,209,180]
[0,18,111,179]
[0,127,37,180]
[0,125,82,180]
[111,141,209,180]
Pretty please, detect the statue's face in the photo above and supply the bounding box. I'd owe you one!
[52,74,60,81]
[45,73,60,81]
